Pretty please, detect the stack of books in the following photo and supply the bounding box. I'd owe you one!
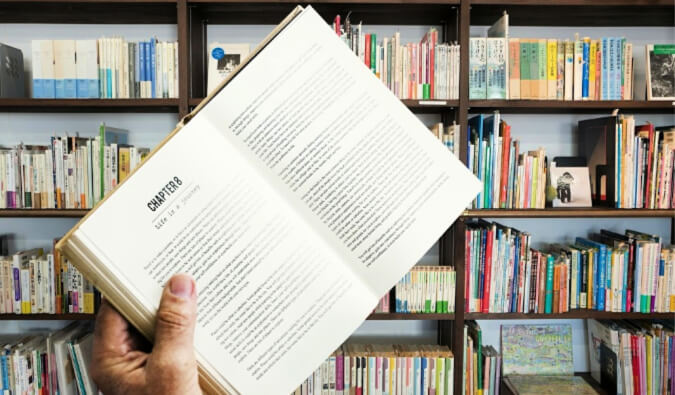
[464,222,675,314]
[394,266,456,314]
[468,112,547,209]
[0,124,149,209]
[31,38,179,99]
[588,319,674,395]
[332,15,460,101]
[0,322,96,395]
[463,321,502,395]
[0,242,97,315]
[470,13,635,101]
[293,343,454,395]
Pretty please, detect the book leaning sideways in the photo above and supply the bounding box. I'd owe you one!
[57,6,480,395]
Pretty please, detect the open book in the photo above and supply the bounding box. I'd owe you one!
[57,6,480,394]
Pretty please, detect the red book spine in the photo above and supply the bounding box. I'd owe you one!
[429,30,438,99]
[482,228,494,313]
[334,15,341,36]
[630,335,640,395]
[500,123,511,208]
[595,47,601,100]
[365,34,371,67]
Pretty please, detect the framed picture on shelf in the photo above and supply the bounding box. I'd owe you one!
[646,44,675,100]
[207,42,250,95]
[549,161,592,208]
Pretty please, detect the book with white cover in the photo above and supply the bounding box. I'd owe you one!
[75,40,99,98]
[207,42,250,95]
[57,6,480,395]
[54,40,77,98]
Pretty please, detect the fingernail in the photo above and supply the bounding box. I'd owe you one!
[170,274,194,300]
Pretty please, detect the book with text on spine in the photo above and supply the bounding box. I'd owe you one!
[56,6,480,395]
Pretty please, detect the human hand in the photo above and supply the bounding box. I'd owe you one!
[91,273,201,395]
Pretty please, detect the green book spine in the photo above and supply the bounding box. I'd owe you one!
[545,254,555,313]
[538,40,547,82]
[520,41,529,92]
[370,34,376,73]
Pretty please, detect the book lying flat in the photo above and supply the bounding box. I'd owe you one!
[57,6,480,395]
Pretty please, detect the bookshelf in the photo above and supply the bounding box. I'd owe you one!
[0,1,673,394]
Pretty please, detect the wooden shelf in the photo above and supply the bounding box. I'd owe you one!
[0,99,180,113]
[0,313,94,321]
[0,2,178,23]
[0,209,89,218]
[190,2,459,25]
[470,2,673,26]
[469,100,674,113]
[367,313,455,320]
[190,98,458,113]
[462,208,675,218]
[465,311,675,320]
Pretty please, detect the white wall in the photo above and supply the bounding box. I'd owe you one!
[0,21,672,376]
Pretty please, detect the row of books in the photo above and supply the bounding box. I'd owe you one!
[292,343,454,395]
[0,124,149,209]
[0,322,96,395]
[465,222,675,314]
[430,122,461,159]
[610,117,674,209]
[332,15,460,100]
[470,13,636,101]
[0,243,98,315]
[468,113,547,209]
[463,321,501,395]
[588,319,674,395]
[470,35,634,100]
[31,38,179,99]
[394,266,456,314]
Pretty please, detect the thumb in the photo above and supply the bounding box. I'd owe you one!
[153,273,198,366]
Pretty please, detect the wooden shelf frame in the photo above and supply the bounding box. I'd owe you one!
[465,311,675,320]
[0,313,95,321]
[469,100,675,113]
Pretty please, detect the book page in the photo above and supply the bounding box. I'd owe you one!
[75,112,378,394]
[199,7,480,298]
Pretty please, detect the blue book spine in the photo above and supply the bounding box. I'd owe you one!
[150,38,156,98]
[139,42,146,97]
[77,78,88,98]
[511,237,520,312]
[420,357,427,393]
[145,41,151,96]
[607,38,614,100]
[598,247,606,311]
[54,78,65,98]
[601,38,608,100]
[1,355,7,390]
[64,78,77,98]
[32,79,43,98]
[582,40,590,99]
[44,79,56,98]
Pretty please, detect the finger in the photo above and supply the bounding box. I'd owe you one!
[152,273,197,366]
[94,299,133,355]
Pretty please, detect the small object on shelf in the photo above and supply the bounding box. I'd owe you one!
[0,42,25,98]
[503,375,600,395]
[549,158,592,208]
[646,44,675,101]
[207,42,250,95]
[501,324,573,375]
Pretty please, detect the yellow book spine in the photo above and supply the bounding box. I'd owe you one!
[547,39,557,99]
[84,293,94,314]
[589,40,597,100]
[646,336,652,395]
[21,301,31,314]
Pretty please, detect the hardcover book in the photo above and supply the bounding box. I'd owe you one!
[56,6,480,395]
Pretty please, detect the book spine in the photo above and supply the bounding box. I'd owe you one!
[582,37,590,100]
[546,39,556,100]
[544,254,554,313]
